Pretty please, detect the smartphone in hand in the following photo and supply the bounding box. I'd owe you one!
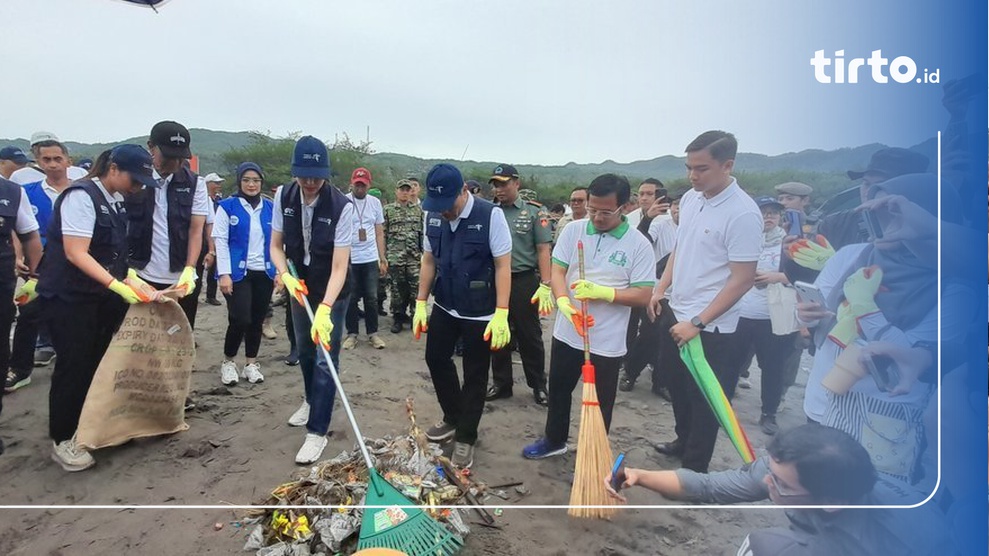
[610,452,627,491]
[794,281,827,307]
[865,354,900,392]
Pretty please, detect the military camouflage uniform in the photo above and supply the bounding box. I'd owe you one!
[383,201,423,319]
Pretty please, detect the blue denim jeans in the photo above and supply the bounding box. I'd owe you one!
[345,261,380,335]
[290,294,349,436]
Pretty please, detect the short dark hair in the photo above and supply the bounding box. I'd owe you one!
[685,130,737,163]
[767,424,876,502]
[570,186,588,197]
[32,140,68,157]
[640,177,664,188]
[587,174,631,206]
[550,203,565,214]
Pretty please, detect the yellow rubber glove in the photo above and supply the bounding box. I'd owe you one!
[412,299,429,340]
[842,265,883,317]
[108,279,145,304]
[557,296,595,337]
[529,283,555,316]
[310,302,333,351]
[483,307,511,350]
[789,235,835,271]
[826,301,859,348]
[281,272,309,305]
[175,266,197,297]
[14,278,37,306]
[570,279,616,302]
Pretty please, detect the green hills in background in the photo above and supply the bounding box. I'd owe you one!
[0,129,938,206]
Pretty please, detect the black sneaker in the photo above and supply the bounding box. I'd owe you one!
[204,298,222,306]
[5,368,32,393]
[390,320,403,334]
[759,414,779,435]
[284,348,299,366]
[618,373,635,392]
[33,347,56,367]
[425,421,456,443]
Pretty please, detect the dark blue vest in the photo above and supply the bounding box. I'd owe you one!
[23,181,53,245]
[280,182,352,300]
[126,166,197,272]
[0,178,23,289]
[425,198,497,317]
[37,180,128,302]
[217,196,274,282]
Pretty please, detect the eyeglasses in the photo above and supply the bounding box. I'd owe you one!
[241,177,263,185]
[767,471,807,499]
[586,207,623,218]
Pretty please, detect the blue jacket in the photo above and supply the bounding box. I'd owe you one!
[23,181,53,245]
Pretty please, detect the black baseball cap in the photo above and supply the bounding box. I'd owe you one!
[149,120,192,159]
[847,148,928,181]
[488,164,519,183]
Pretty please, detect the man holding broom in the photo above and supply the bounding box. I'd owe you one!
[522,173,654,460]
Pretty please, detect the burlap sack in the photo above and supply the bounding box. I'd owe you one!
[76,296,194,449]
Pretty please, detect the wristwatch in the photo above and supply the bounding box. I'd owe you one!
[690,316,706,330]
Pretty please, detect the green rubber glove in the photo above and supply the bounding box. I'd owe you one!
[412,299,429,340]
[529,283,555,316]
[557,296,595,337]
[280,272,309,305]
[176,265,197,297]
[842,265,883,317]
[789,235,835,271]
[826,301,859,348]
[570,279,616,302]
[108,279,144,304]
[310,302,333,351]
[14,278,37,306]
[483,307,511,350]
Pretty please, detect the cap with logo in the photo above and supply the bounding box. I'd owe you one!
[753,196,784,211]
[203,172,224,183]
[423,163,465,212]
[76,158,93,170]
[396,178,414,189]
[291,135,331,180]
[110,144,159,189]
[0,146,29,164]
[488,163,519,184]
[847,148,928,181]
[774,182,813,196]
[149,121,193,159]
[351,167,372,186]
[30,131,59,146]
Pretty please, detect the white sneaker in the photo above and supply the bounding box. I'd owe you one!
[52,436,95,472]
[220,360,239,385]
[241,362,264,384]
[288,400,310,427]
[295,433,327,464]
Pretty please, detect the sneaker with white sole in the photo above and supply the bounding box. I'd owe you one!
[288,400,310,427]
[262,320,277,340]
[295,433,328,464]
[451,441,474,469]
[5,368,31,393]
[368,334,386,349]
[220,360,239,386]
[241,362,264,384]
[52,436,95,472]
[342,334,358,350]
[425,421,456,443]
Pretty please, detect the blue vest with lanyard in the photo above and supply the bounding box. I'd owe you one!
[23,181,53,245]
[217,196,274,282]
[425,198,497,318]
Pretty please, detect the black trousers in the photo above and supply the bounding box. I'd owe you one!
[667,323,742,473]
[9,296,45,373]
[734,317,797,417]
[206,269,218,300]
[425,307,491,445]
[147,279,199,330]
[491,271,546,390]
[544,339,621,445]
[46,294,128,442]
[223,270,274,359]
[0,289,17,419]
[345,261,380,335]
[623,299,676,391]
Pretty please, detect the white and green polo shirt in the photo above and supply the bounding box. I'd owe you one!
[552,218,655,357]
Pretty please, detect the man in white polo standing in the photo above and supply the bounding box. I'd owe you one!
[649,130,762,473]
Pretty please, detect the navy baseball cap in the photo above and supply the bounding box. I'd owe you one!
[291,135,331,180]
[110,144,159,189]
[76,157,93,170]
[754,196,784,211]
[0,147,29,164]
[423,163,465,212]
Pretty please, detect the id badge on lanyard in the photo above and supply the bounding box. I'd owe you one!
[358,228,367,242]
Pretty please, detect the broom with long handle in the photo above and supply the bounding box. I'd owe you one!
[567,241,617,519]
[287,261,462,555]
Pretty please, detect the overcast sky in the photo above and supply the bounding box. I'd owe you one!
[1,0,963,165]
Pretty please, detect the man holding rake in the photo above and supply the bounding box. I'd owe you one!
[522,173,654,460]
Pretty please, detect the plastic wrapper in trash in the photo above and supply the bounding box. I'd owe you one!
[256,542,290,556]
[446,507,470,537]
[315,512,361,552]
[244,524,265,551]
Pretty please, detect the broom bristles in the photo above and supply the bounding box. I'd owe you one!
[568,381,617,519]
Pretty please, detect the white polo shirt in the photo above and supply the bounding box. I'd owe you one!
[59,178,122,238]
[346,192,385,265]
[647,214,677,264]
[10,166,86,186]
[422,194,512,321]
[552,218,655,357]
[668,179,762,333]
[137,172,210,284]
